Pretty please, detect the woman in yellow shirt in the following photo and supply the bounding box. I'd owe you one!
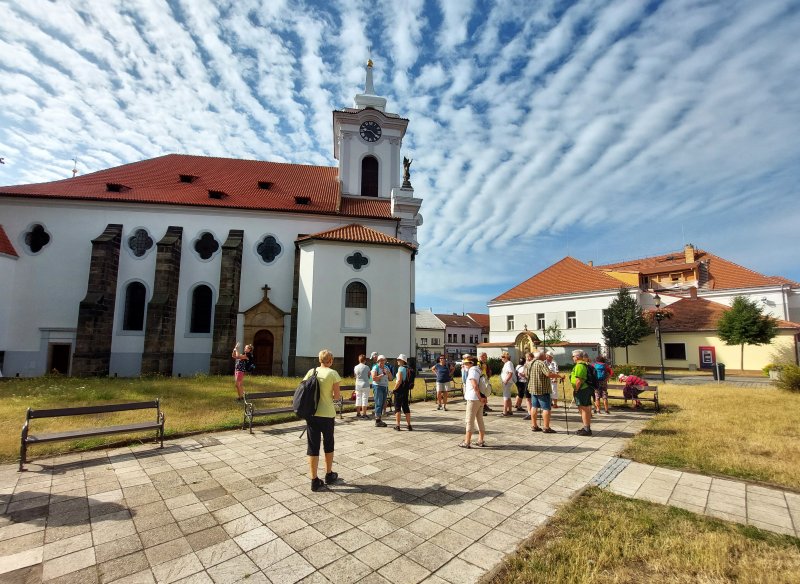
[304,349,341,491]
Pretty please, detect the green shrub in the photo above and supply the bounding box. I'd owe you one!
[487,358,503,375]
[776,364,800,392]
[762,363,778,377]
[614,364,646,377]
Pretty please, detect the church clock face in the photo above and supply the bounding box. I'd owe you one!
[359,120,382,142]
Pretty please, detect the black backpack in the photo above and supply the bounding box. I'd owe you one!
[292,368,320,420]
[582,362,599,391]
[401,365,416,391]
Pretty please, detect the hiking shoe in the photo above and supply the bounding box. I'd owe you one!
[484,406,494,412]
[407,425,413,431]
[543,427,557,434]
[515,406,525,412]
[311,478,325,492]
[437,405,442,410]
[482,411,488,416]
[443,406,448,411]
[532,426,542,432]
[523,414,531,420]
[394,425,401,431]
[375,419,387,427]
[576,427,592,436]
[324,471,338,485]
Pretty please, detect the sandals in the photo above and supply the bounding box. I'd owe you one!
[475,441,486,447]
[458,442,471,449]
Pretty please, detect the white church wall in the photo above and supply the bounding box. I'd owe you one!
[296,241,412,361]
[1,197,407,377]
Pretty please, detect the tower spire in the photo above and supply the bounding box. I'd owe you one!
[354,54,387,111]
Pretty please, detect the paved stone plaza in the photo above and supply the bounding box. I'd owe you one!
[0,399,647,584]
[4,396,797,584]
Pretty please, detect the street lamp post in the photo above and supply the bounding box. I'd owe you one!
[653,293,666,383]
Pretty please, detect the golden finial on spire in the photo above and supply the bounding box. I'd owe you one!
[367,45,373,67]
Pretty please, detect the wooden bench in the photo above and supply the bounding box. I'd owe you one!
[20,400,164,471]
[423,378,464,401]
[605,383,660,411]
[242,390,295,434]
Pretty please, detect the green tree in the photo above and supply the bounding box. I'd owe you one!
[602,288,651,363]
[717,296,778,371]
[543,320,566,345]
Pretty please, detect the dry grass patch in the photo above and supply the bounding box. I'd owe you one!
[622,383,800,490]
[0,374,426,463]
[493,488,800,584]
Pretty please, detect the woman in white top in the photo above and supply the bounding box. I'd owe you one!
[545,352,560,408]
[499,352,516,416]
[459,355,486,448]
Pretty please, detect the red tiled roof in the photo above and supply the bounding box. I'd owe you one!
[492,257,625,302]
[296,224,415,250]
[660,297,800,332]
[596,249,787,290]
[0,154,392,220]
[0,225,18,258]
[466,313,489,330]
[435,314,480,328]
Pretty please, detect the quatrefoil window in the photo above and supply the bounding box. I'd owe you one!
[194,232,219,260]
[346,251,369,270]
[24,224,51,254]
[257,235,282,263]
[128,229,154,258]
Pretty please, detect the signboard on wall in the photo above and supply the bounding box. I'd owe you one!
[699,346,715,369]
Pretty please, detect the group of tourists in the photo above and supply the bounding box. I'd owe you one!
[232,342,651,492]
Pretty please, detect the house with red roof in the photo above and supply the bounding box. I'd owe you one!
[488,247,799,372]
[0,61,423,378]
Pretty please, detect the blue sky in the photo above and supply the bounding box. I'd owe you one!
[1,0,799,314]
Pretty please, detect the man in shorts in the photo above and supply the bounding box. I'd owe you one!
[527,350,562,433]
[570,350,594,436]
[431,356,454,411]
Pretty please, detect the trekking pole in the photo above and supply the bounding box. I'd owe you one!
[561,378,569,435]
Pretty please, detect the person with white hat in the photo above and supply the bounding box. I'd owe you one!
[393,354,413,431]
[371,354,393,427]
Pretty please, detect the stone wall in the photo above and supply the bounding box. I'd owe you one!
[210,230,243,375]
[72,224,123,376]
[141,226,182,375]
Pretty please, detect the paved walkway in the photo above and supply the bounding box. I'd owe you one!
[599,460,800,537]
[0,399,647,584]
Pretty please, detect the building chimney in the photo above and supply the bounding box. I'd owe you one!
[684,244,695,263]
[689,286,697,299]
[587,260,593,266]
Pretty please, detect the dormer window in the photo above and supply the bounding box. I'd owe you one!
[295,196,311,205]
[258,181,273,190]
[106,183,130,193]
[179,174,197,183]
[208,190,227,200]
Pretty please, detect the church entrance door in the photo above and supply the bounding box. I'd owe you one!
[344,337,366,375]
[253,330,274,376]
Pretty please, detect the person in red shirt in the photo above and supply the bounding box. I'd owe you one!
[619,374,648,408]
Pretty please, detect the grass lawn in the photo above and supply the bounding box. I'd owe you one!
[493,488,800,584]
[0,374,428,464]
[622,382,800,490]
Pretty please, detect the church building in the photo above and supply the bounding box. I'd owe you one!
[0,61,422,378]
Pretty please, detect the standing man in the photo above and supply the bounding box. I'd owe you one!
[545,352,560,408]
[527,350,563,433]
[371,355,393,427]
[353,354,371,419]
[431,355,454,411]
[570,350,595,436]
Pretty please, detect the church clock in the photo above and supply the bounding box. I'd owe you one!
[359,120,382,142]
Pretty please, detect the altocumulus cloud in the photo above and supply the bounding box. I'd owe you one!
[1,0,799,312]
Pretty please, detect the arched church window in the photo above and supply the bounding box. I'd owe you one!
[128,229,154,258]
[361,156,379,197]
[345,282,367,309]
[123,282,146,331]
[194,232,219,260]
[24,224,51,254]
[190,285,213,334]
[256,235,282,263]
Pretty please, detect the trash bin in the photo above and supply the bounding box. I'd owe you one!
[712,363,726,380]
